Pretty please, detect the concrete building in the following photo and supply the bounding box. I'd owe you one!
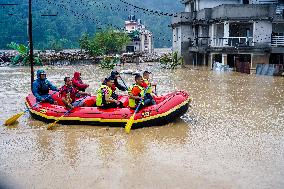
[171,0,284,69]
[125,15,154,53]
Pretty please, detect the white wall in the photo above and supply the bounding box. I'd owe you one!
[172,27,181,53]
[197,0,241,10]
[185,3,191,12]
[251,0,278,4]
[253,21,272,46]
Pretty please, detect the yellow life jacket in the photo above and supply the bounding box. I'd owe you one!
[128,84,145,108]
[143,78,152,94]
[96,85,112,106]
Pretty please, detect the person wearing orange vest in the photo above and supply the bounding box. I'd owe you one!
[128,74,152,110]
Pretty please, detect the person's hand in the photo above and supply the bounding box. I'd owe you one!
[87,93,91,96]
[139,97,144,100]
[41,97,45,101]
[115,100,120,105]
[86,84,89,87]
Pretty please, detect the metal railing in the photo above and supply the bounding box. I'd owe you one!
[211,37,253,47]
[271,35,284,47]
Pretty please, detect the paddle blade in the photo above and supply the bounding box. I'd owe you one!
[125,115,135,134]
[4,112,25,126]
[46,121,57,130]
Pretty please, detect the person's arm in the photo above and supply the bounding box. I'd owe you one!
[47,80,58,91]
[115,80,127,91]
[72,78,89,89]
[129,87,143,100]
[78,91,91,96]
[32,82,44,101]
[140,81,148,88]
[105,93,118,104]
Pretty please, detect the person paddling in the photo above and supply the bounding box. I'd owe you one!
[32,70,59,104]
[128,74,153,111]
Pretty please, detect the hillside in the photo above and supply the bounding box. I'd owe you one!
[0,0,183,49]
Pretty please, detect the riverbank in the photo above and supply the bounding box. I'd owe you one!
[0,48,171,66]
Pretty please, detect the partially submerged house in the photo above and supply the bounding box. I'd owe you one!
[125,15,154,53]
[171,0,284,69]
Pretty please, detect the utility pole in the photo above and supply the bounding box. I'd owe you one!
[28,0,34,90]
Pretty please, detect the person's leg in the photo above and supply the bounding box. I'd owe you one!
[42,95,55,104]
[145,93,156,105]
[143,98,152,106]
[102,102,118,109]
[111,93,118,100]
[72,99,85,107]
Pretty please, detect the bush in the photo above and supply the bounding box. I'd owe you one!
[99,56,116,69]
[7,42,42,66]
[159,52,184,69]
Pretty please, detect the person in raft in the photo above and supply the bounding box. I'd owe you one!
[72,72,89,92]
[128,74,153,111]
[96,77,124,109]
[32,69,59,104]
[108,71,127,100]
[59,77,91,109]
[141,71,156,105]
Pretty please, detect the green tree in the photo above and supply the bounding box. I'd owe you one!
[79,28,130,56]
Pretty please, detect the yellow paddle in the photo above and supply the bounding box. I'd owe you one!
[4,91,57,126]
[47,96,88,130]
[125,100,143,134]
[125,86,149,133]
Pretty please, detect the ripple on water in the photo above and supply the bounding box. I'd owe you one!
[0,64,284,189]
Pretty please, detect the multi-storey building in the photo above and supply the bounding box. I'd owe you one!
[125,15,154,53]
[171,0,284,69]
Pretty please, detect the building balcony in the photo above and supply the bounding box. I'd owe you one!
[211,4,275,21]
[196,9,212,21]
[210,37,254,47]
[171,12,194,26]
[271,35,284,47]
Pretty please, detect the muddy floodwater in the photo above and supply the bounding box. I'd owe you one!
[0,63,284,189]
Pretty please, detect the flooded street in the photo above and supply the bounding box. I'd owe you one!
[0,63,284,189]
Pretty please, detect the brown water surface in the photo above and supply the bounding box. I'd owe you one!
[0,64,284,189]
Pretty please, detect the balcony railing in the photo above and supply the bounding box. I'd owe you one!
[271,35,284,47]
[211,37,253,47]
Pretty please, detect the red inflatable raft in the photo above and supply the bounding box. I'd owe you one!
[25,91,191,128]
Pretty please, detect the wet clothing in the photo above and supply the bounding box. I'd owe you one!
[142,78,156,105]
[72,72,89,92]
[96,84,122,109]
[142,78,153,94]
[59,85,79,103]
[128,84,145,109]
[32,70,58,104]
[96,85,112,107]
[109,71,127,99]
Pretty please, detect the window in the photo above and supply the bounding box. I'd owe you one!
[176,28,179,41]
[243,0,249,4]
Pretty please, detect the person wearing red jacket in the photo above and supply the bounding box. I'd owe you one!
[72,72,89,92]
[59,77,90,109]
